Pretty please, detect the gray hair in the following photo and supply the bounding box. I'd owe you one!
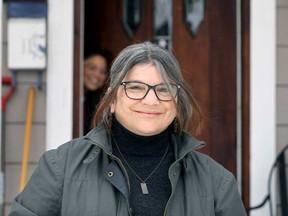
[93,41,202,134]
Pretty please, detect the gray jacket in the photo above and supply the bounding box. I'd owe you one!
[9,124,246,216]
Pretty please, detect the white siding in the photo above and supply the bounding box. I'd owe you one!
[276,0,288,215]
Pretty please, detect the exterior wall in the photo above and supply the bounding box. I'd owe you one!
[276,0,288,215]
[277,0,288,151]
[1,1,74,215]
[1,4,46,214]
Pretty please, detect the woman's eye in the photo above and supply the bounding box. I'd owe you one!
[157,86,169,93]
[127,84,145,91]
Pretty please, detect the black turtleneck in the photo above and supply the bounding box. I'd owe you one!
[111,118,175,216]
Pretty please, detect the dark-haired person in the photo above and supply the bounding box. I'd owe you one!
[83,49,110,134]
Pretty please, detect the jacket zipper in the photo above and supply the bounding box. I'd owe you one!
[85,138,133,216]
[109,154,133,216]
[163,143,204,216]
[163,158,182,216]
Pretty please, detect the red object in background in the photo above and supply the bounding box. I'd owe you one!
[2,76,14,111]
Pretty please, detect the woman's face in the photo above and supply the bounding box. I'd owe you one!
[84,55,108,91]
[110,63,177,136]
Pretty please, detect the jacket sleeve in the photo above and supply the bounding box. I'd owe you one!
[9,147,66,216]
[214,171,247,216]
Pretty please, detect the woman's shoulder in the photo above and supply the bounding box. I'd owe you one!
[178,132,233,178]
[189,150,233,176]
[48,125,108,158]
[41,136,97,168]
[44,125,109,167]
[48,136,90,153]
[185,151,239,200]
[183,149,236,191]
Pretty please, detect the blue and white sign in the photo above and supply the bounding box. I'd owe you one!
[7,2,47,70]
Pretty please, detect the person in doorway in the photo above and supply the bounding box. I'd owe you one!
[83,49,111,134]
[9,42,246,216]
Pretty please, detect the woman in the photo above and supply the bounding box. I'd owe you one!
[83,49,110,134]
[9,42,246,216]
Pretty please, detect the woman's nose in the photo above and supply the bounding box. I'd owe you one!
[141,89,160,104]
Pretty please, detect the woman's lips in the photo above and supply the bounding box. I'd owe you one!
[89,77,99,84]
[136,111,161,116]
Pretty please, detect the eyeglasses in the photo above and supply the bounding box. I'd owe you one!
[120,81,180,101]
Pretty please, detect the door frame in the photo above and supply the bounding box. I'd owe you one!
[241,0,250,209]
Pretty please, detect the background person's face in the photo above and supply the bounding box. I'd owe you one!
[110,63,177,136]
[84,55,108,91]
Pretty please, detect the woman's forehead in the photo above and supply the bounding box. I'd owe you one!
[123,63,164,82]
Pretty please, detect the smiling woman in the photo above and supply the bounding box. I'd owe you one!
[110,63,178,136]
[9,42,246,216]
[93,42,203,135]
[83,49,111,134]
[84,55,108,91]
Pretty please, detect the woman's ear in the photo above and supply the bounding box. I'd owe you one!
[108,87,117,113]
[110,100,115,113]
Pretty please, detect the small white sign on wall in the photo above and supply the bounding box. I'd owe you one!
[8,18,46,70]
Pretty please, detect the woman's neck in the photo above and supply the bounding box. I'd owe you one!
[111,117,171,157]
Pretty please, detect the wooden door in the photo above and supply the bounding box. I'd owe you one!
[74,0,250,208]
[84,0,237,170]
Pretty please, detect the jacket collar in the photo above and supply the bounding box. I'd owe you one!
[171,132,205,160]
[84,124,113,155]
[84,124,205,160]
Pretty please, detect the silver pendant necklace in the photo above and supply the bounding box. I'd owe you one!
[113,136,170,195]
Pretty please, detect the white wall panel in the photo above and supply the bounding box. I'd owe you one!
[250,0,276,215]
[46,0,74,150]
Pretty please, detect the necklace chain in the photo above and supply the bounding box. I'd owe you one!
[112,136,169,184]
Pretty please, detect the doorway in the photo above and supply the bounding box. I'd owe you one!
[74,0,250,208]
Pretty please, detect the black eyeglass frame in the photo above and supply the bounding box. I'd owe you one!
[120,81,180,101]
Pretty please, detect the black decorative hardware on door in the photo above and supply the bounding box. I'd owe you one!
[184,0,205,36]
[122,0,141,38]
